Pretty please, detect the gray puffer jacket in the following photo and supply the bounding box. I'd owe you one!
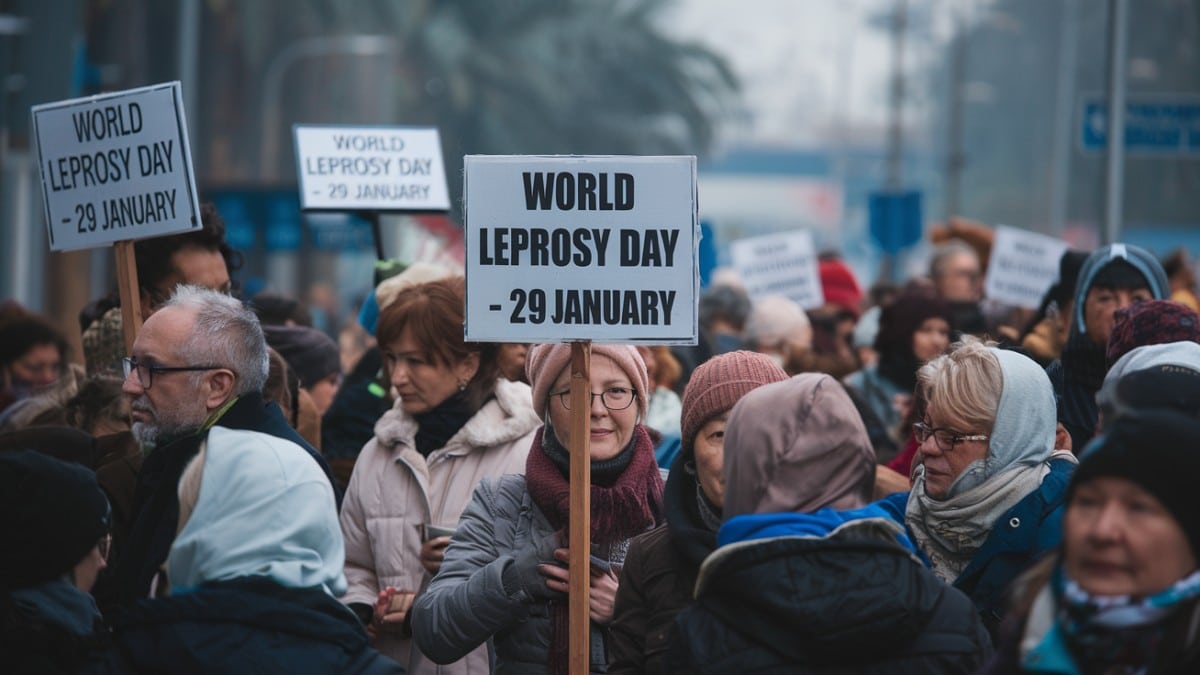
[411,475,609,674]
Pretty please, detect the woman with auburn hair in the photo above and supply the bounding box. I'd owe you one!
[339,276,539,673]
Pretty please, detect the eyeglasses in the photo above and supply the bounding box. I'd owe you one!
[912,422,988,452]
[122,357,228,390]
[98,534,112,562]
[550,387,637,411]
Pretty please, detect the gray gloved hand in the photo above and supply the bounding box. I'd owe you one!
[503,532,563,602]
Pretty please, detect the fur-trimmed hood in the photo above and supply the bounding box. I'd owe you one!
[372,378,539,456]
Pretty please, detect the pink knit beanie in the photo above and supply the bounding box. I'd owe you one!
[526,343,650,419]
[680,350,789,458]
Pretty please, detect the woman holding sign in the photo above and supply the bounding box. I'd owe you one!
[412,343,665,674]
[338,277,540,673]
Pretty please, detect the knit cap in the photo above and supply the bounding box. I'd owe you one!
[0,450,110,589]
[819,259,863,318]
[1106,300,1200,368]
[526,343,649,419]
[1072,409,1200,558]
[679,351,789,458]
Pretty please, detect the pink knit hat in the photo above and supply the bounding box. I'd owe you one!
[680,350,789,458]
[526,343,650,419]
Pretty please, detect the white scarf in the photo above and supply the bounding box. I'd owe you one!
[906,450,1076,582]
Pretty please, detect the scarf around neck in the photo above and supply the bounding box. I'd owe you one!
[1022,567,1200,673]
[524,423,664,675]
[413,390,480,457]
[906,450,1075,582]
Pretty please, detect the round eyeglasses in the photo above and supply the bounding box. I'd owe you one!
[550,387,637,411]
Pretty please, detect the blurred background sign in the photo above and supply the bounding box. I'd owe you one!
[1080,95,1200,155]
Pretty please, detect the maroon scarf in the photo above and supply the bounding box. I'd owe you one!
[524,424,664,674]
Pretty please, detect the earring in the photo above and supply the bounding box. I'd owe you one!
[457,379,467,392]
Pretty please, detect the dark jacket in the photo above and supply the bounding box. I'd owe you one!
[101,578,403,675]
[666,520,991,674]
[112,392,339,605]
[879,457,1074,632]
[610,455,716,675]
[1,581,110,675]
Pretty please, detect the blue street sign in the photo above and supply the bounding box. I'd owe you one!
[1080,97,1200,155]
[869,191,922,254]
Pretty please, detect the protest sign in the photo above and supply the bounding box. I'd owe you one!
[730,229,824,309]
[985,225,1069,308]
[31,81,201,252]
[293,125,450,212]
[464,155,698,344]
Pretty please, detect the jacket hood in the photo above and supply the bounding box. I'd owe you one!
[1073,243,1169,335]
[167,426,346,596]
[722,373,875,520]
[373,378,539,453]
[947,347,1056,497]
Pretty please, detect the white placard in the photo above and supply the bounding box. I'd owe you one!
[984,225,1069,308]
[730,229,824,309]
[31,81,202,252]
[464,155,698,344]
[294,125,450,211]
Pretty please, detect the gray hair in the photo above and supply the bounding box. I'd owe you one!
[743,295,812,349]
[928,240,980,280]
[165,285,269,395]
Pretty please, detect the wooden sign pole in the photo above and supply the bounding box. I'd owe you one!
[567,341,592,674]
[113,240,143,355]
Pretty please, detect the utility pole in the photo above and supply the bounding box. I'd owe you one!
[1102,0,1129,245]
[944,3,967,223]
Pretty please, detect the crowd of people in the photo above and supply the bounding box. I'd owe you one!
[3,204,1200,674]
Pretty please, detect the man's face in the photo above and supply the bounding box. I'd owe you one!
[936,253,983,303]
[142,246,230,319]
[123,306,211,447]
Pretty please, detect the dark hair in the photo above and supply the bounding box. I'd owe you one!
[874,285,952,393]
[251,292,313,327]
[1162,248,1191,279]
[134,202,241,301]
[0,314,68,368]
[375,277,499,408]
[699,285,752,333]
[1090,259,1152,293]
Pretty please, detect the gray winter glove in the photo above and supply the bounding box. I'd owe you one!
[502,532,563,602]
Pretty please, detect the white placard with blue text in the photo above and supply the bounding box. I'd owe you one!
[730,229,824,309]
[294,125,450,211]
[31,81,202,252]
[464,155,698,344]
[984,225,1069,309]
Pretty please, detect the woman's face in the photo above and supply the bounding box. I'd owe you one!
[547,354,639,462]
[692,415,728,509]
[1083,286,1152,345]
[73,540,107,593]
[917,404,990,500]
[1064,477,1197,598]
[911,318,951,363]
[384,327,478,415]
[8,342,62,388]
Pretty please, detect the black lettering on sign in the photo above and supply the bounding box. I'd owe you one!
[71,102,143,143]
[522,172,635,210]
[548,289,676,325]
[619,229,679,267]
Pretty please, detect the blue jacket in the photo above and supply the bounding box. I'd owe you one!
[879,457,1074,631]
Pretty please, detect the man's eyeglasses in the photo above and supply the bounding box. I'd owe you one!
[550,387,637,411]
[122,357,228,390]
[912,422,988,452]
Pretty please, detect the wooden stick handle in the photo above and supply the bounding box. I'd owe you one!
[114,240,143,355]
[567,341,591,674]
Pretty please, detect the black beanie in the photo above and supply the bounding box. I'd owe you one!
[1071,410,1200,558]
[0,450,110,589]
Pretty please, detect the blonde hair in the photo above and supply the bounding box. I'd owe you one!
[917,336,1002,434]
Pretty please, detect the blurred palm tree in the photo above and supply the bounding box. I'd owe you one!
[229,0,738,213]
